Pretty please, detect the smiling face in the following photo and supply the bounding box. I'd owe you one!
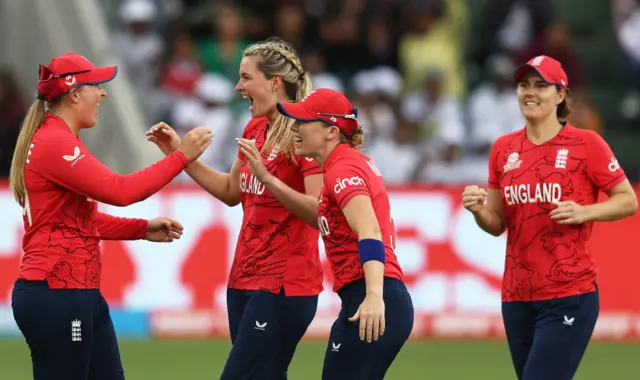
[70,84,107,129]
[516,70,565,123]
[236,55,276,118]
[290,120,338,157]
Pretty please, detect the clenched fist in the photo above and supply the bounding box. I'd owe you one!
[462,185,488,213]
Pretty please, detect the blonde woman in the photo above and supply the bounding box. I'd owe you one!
[10,52,212,380]
[148,37,323,379]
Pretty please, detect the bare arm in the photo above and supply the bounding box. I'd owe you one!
[472,188,507,237]
[584,179,638,221]
[263,173,323,228]
[185,159,242,207]
[342,195,384,296]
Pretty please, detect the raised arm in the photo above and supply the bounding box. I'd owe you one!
[237,138,323,226]
[37,128,211,207]
[463,186,507,236]
[463,138,507,236]
[185,159,242,207]
[147,123,241,207]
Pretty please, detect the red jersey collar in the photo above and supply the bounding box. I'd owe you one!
[324,143,351,168]
[44,113,81,138]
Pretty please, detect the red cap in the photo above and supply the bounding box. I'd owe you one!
[276,89,359,137]
[514,55,568,89]
[37,52,118,101]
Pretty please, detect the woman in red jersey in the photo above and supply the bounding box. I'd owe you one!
[462,55,638,380]
[147,37,324,380]
[8,52,212,380]
[275,88,414,380]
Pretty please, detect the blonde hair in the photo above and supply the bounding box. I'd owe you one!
[9,98,47,203]
[339,125,364,149]
[243,37,312,159]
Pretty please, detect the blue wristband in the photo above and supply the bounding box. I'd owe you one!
[358,239,386,265]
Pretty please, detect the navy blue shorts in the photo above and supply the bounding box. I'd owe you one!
[502,286,599,380]
[220,288,318,380]
[322,277,414,380]
[11,279,124,380]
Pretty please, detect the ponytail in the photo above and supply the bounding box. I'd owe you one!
[10,99,46,203]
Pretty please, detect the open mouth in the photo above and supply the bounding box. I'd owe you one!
[524,101,539,107]
[242,95,254,110]
[294,134,303,143]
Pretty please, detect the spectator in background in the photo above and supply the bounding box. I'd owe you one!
[171,73,243,176]
[565,93,604,135]
[471,0,552,68]
[612,0,640,121]
[362,17,399,69]
[469,54,523,155]
[318,0,371,76]
[274,3,308,52]
[235,0,275,39]
[350,67,402,147]
[161,32,203,99]
[399,0,468,97]
[0,69,26,178]
[302,49,344,92]
[197,4,250,82]
[112,0,164,94]
[367,121,421,184]
[613,0,640,86]
[112,0,167,123]
[401,68,465,157]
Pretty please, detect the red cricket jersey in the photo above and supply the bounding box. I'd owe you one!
[18,113,189,289]
[488,124,627,302]
[229,117,324,296]
[318,144,404,292]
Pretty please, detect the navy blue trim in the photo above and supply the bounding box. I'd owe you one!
[358,239,386,265]
[277,102,353,138]
[276,102,333,125]
[52,67,119,101]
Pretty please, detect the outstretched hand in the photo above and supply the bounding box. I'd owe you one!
[146,122,182,156]
[145,217,184,242]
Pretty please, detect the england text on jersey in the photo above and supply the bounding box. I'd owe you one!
[229,117,324,296]
[489,124,626,301]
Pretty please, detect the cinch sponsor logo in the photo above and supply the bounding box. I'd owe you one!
[239,173,265,195]
[504,183,561,205]
[334,176,365,194]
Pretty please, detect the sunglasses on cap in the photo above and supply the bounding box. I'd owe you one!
[317,110,358,120]
[39,69,91,83]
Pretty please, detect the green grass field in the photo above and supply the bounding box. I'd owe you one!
[1,339,639,379]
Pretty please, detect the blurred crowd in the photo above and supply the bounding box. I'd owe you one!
[1,0,640,183]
